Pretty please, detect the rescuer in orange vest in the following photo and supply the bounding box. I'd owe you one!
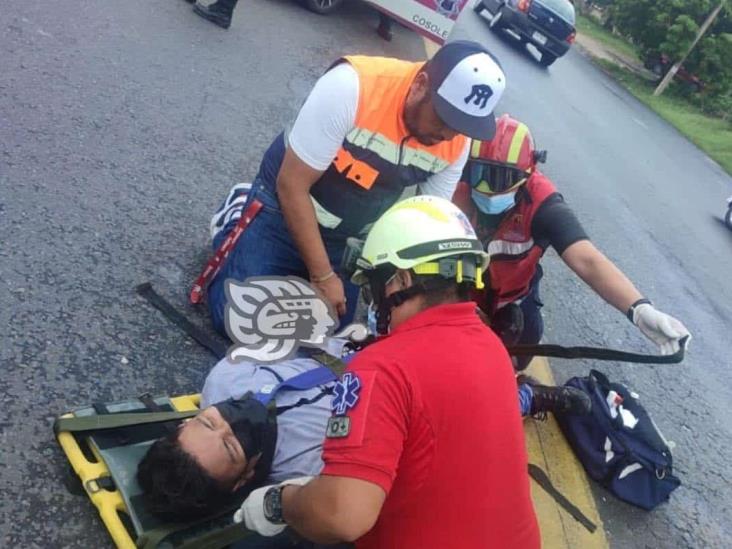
[205,41,507,335]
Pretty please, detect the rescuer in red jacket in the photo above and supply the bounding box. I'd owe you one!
[453,115,691,369]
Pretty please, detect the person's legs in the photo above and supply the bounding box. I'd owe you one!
[515,266,545,370]
[207,179,308,335]
[517,375,592,419]
[376,12,393,41]
[510,266,591,418]
[517,383,533,416]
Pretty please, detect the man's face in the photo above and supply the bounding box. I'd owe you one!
[177,406,250,488]
[404,72,460,147]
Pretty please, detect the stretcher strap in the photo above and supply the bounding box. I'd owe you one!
[137,518,253,549]
[527,463,597,534]
[190,198,264,304]
[255,366,338,406]
[136,282,228,360]
[54,410,198,435]
[507,336,688,364]
[311,351,351,376]
[254,352,354,405]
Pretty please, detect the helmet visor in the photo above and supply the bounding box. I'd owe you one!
[467,159,528,195]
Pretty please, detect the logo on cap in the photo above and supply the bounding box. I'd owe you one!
[464,84,494,110]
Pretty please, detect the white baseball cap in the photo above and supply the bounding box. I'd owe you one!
[425,40,506,140]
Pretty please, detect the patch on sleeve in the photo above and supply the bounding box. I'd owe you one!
[324,370,377,447]
[332,372,361,415]
[325,416,351,438]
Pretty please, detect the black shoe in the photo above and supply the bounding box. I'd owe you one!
[518,375,592,420]
[193,1,233,29]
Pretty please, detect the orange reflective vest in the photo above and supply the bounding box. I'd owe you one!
[306,55,468,236]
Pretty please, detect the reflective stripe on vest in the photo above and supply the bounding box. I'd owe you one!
[488,173,556,307]
[487,238,535,257]
[310,56,467,236]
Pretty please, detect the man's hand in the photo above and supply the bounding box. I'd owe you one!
[312,274,347,317]
[233,476,313,536]
[632,303,691,355]
[233,484,286,537]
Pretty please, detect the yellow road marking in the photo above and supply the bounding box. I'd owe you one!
[523,358,609,549]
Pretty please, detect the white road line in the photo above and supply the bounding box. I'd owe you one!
[631,117,649,130]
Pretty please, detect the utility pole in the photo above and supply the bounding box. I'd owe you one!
[653,0,727,97]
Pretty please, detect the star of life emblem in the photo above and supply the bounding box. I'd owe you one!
[332,372,362,415]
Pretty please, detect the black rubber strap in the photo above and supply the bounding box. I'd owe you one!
[507,336,688,364]
[136,512,252,549]
[136,282,227,360]
[527,463,597,533]
[176,521,253,549]
[138,393,165,413]
[54,410,198,435]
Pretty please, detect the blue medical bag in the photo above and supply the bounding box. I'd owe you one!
[555,370,681,510]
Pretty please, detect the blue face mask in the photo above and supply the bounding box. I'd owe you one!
[471,189,517,215]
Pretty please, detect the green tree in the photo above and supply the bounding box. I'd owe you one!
[607,0,731,115]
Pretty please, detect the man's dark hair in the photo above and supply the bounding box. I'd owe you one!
[412,273,471,307]
[137,429,236,521]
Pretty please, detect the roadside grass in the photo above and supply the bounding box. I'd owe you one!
[597,60,732,175]
[575,14,640,64]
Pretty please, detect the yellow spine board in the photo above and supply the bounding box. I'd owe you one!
[56,394,201,549]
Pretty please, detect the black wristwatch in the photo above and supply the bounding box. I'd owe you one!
[263,485,286,524]
[626,298,652,323]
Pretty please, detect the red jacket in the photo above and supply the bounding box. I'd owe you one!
[453,171,557,314]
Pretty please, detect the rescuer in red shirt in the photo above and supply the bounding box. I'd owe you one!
[454,114,691,370]
[235,195,540,548]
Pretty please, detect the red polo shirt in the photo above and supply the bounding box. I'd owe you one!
[321,302,539,549]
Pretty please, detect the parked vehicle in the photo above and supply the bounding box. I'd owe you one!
[643,53,705,93]
[474,0,576,67]
[301,0,345,15]
[725,196,732,230]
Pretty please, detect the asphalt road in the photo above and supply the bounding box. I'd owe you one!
[460,7,732,549]
[1,1,731,547]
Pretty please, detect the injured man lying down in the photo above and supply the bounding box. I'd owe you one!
[136,338,353,521]
[137,338,589,520]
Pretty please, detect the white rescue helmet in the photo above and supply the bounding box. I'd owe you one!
[352,195,489,289]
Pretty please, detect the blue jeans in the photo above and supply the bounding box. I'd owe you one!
[518,383,533,416]
[207,178,359,336]
[514,266,545,371]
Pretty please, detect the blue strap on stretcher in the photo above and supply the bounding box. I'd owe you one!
[254,353,355,406]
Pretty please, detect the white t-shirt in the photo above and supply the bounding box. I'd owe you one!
[286,63,469,200]
[201,340,349,482]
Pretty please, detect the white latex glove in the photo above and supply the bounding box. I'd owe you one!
[233,476,313,537]
[632,303,691,355]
